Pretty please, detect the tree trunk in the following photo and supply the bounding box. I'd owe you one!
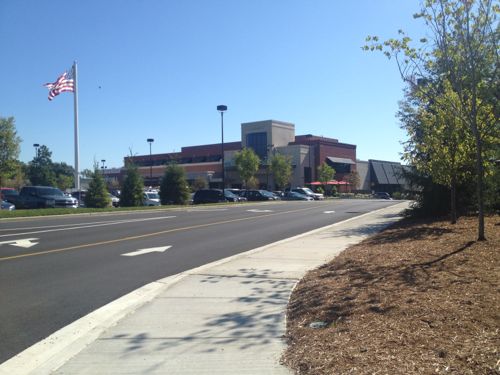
[450,179,457,224]
[475,135,486,241]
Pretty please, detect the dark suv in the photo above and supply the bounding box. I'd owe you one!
[193,189,227,204]
[240,189,278,201]
[373,192,392,200]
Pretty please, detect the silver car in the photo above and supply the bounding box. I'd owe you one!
[1,200,15,211]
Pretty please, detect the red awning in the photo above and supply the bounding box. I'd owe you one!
[309,180,350,185]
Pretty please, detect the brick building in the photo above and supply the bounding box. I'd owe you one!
[124,120,357,190]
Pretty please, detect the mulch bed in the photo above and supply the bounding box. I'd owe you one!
[282,216,499,375]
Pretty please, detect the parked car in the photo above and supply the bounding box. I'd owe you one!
[292,187,324,200]
[71,191,87,207]
[193,189,227,204]
[9,186,78,209]
[108,193,120,207]
[283,191,314,201]
[143,191,161,206]
[273,191,285,198]
[1,200,15,211]
[226,188,244,196]
[224,189,247,202]
[373,192,392,200]
[240,189,279,201]
[0,188,19,203]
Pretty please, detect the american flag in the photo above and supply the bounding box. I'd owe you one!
[44,69,74,101]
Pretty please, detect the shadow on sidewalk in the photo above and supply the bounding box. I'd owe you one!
[105,268,297,371]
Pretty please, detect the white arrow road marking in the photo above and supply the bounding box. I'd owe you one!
[0,238,39,248]
[121,246,172,257]
[247,209,273,213]
[324,211,336,214]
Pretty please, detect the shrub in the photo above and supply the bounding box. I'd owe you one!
[85,168,111,208]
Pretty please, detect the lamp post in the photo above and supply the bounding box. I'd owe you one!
[101,159,106,174]
[33,143,40,158]
[147,138,154,185]
[217,105,227,190]
[266,144,274,190]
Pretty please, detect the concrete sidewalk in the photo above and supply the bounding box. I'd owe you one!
[2,202,410,375]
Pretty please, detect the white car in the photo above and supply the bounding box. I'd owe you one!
[292,187,324,200]
[143,192,161,206]
[108,193,120,207]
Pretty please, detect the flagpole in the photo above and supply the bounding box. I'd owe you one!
[73,61,80,191]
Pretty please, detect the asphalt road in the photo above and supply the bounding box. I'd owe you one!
[0,199,398,363]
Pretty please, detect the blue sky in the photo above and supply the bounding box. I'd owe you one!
[1,0,427,171]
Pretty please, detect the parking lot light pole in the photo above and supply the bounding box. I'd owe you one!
[147,138,154,185]
[217,105,227,190]
[101,159,106,174]
[33,143,40,158]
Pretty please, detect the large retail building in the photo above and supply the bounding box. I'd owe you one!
[124,119,358,190]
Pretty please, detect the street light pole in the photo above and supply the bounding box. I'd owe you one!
[101,159,106,174]
[266,144,274,190]
[147,138,154,185]
[217,105,227,190]
[33,143,40,158]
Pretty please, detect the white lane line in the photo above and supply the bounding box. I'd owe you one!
[0,216,176,238]
[324,211,336,214]
[185,208,228,212]
[121,246,172,257]
[0,238,39,248]
[247,209,274,213]
[0,216,178,233]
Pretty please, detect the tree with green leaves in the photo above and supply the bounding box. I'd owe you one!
[399,81,476,223]
[234,148,260,188]
[317,162,335,183]
[53,162,76,190]
[120,161,144,206]
[192,176,208,191]
[85,165,111,208]
[317,162,335,196]
[0,116,21,187]
[345,171,361,191]
[159,164,190,205]
[26,145,57,186]
[364,0,498,240]
[270,153,292,190]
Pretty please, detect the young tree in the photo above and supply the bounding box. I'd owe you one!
[120,161,144,207]
[270,153,292,190]
[317,162,335,183]
[192,176,208,191]
[0,116,21,187]
[234,148,260,188]
[317,162,335,196]
[85,166,111,208]
[159,164,190,205]
[365,0,499,240]
[400,81,476,223]
[345,171,361,191]
[26,145,56,186]
[246,176,259,189]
